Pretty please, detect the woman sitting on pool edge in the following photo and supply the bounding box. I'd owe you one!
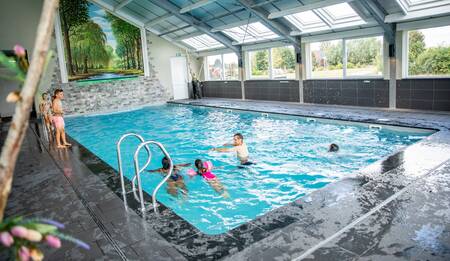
[147,157,190,198]
[210,133,254,166]
[188,159,229,198]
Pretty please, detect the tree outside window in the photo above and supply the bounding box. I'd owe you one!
[408,25,450,77]
[272,46,295,79]
[250,50,269,78]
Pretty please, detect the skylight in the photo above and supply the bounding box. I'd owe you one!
[285,10,328,32]
[181,34,224,51]
[398,0,449,11]
[222,22,279,44]
[286,2,366,33]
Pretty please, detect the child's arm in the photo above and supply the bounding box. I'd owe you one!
[175,163,191,168]
[211,147,233,152]
[146,168,162,173]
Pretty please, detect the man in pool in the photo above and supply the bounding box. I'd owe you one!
[147,157,190,198]
[210,133,253,165]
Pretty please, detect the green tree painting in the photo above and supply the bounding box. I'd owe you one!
[60,0,143,81]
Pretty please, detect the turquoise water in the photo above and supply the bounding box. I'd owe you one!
[65,104,433,234]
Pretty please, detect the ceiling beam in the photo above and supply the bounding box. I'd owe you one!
[359,0,395,44]
[155,0,240,54]
[159,25,191,36]
[268,0,354,19]
[250,0,279,8]
[114,0,133,11]
[180,0,216,14]
[237,0,301,51]
[145,14,172,28]
[173,32,204,41]
[394,0,408,15]
[211,17,259,32]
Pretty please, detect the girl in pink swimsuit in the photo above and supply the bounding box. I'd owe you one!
[188,159,229,198]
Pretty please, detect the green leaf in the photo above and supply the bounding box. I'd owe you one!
[27,223,57,234]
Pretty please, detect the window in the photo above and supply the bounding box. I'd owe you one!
[346,36,383,77]
[271,46,296,79]
[249,49,270,79]
[407,25,450,77]
[248,46,296,79]
[222,22,279,44]
[310,40,343,78]
[182,34,224,51]
[206,55,222,80]
[223,53,239,80]
[205,53,239,80]
[309,36,383,79]
[286,2,365,34]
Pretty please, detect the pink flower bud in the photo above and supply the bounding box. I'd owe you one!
[24,229,42,242]
[11,226,28,238]
[45,235,61,249]
[18,246,30,261]
[0,231,14,247]
[14,44,26,57]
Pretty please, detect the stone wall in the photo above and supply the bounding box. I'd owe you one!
[57,77,168,115]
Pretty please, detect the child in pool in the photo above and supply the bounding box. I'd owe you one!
[189,159,229,198]
[147,157,190,198]
[328,143,339,152]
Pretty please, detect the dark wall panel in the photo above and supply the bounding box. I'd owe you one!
[304,79,389,108]
[397,79,450,111]
[244,80,299,102]
[202,81,242,99]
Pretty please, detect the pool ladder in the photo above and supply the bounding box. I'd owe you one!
[116,133,174,214]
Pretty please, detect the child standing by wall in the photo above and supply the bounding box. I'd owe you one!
[39,92,52,133]
[52,89,71,149]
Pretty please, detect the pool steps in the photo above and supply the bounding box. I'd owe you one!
[117,133,173,214]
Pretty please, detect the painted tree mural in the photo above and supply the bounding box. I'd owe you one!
[59,0,143,81]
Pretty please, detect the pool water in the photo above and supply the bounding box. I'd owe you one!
[65,104,433,234]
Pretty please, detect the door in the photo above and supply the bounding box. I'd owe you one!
[170,56,189,100]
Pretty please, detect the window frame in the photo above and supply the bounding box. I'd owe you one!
[246,46,296,80]
[403,26,450,79]
[307,35,384,80]
[204,53,239,81]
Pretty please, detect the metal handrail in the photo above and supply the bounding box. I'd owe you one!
[133,141,173,214]
[116,133,151,207]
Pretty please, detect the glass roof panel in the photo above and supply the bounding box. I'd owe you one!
[222,22,278,44]
[285,10,328,32]
[181,34,224,51]
[322,3,359,20]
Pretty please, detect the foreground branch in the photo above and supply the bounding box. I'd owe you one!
[0,0,60,221]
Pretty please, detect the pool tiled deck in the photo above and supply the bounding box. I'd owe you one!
[3,98,450,260]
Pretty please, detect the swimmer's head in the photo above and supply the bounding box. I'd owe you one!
[194,159,203,170]
[161,156,171,170]
[329,143,339,152]
[233,133,244,145]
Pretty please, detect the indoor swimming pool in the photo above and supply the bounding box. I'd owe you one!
[65,104,434,234]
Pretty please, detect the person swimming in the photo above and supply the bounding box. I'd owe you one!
[188,159,229,198]
[329,143,339,152]
[211,133,254,166]
[147,157,190,198]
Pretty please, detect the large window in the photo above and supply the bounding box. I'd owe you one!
[346,36,383,77]
[248,46,296,79]
[249,49,270,79]
[309,36,383,79]
[407,25,450,77]
[205,53,238,80]
[271,46,296,79]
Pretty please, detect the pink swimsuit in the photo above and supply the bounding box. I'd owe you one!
[200,171,216,181]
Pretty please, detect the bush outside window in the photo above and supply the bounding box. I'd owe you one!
[271,46,296,79]
[407,25,450,77]
[311,40,343,78]
[248,46,296,79]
